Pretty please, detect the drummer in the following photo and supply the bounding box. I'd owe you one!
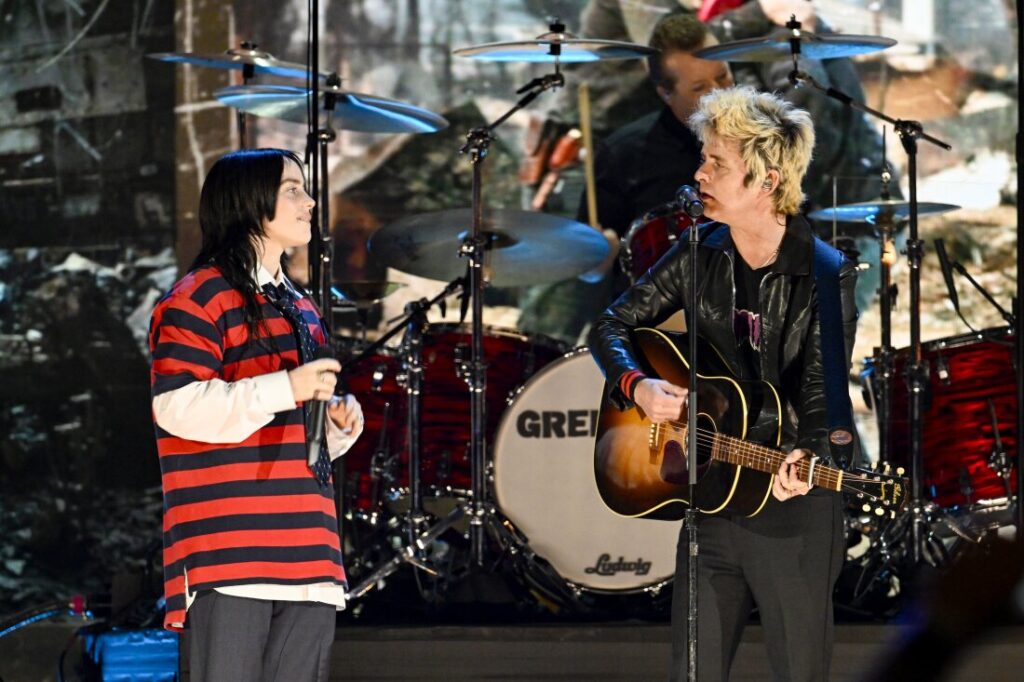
[517,13,732,346]
[580,12,733,240]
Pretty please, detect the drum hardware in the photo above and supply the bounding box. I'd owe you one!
[449,21,641,567]
[933,238,1017,329]
[342,277,472,596]
[331,281,406,344]
[987,399,1016,500]
[752,14,961,569]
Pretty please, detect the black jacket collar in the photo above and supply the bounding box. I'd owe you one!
[699,214,814,276]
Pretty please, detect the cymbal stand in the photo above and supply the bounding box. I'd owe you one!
[237,41,257,149]
[784,16,953,566]
[308,74,343,320]
[873,141,897,467]
[459,36,565,565]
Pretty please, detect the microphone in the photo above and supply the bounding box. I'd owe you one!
[675,184,704,218]
[933,238,959,310]
[307,345,335,467]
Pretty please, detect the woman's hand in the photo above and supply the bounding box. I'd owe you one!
[328,394,364,437]
[288,358,341,403]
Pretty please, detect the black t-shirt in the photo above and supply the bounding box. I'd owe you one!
[733,256,771,380]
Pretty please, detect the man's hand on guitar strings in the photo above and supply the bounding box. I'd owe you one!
[772,448,812,502]
[633,378,688,423]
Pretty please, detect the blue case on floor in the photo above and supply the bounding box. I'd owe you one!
[83,628,179,681]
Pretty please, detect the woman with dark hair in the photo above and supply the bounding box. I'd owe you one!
[148,148,363,681]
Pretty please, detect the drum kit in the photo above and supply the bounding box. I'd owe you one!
[149,15,1019,617]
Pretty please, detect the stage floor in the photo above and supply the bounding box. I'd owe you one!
[327,623,1024,681]
[4,621,1023,680]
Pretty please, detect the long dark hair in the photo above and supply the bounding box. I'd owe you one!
[190,148,304,344]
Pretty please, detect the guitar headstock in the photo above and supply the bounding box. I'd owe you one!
[845,462,908,518]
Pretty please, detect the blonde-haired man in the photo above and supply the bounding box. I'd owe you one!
[589,85,857,681]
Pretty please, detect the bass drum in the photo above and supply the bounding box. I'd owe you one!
[492,350,683,596]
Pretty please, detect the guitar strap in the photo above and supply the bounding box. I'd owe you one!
[812,238,855,468]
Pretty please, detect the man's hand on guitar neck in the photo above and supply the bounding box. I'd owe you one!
[633,378,688,423]
[773,449,812,502]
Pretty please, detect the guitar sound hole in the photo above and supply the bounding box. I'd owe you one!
[661,440,689,485]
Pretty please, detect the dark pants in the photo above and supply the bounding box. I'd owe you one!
[670,492,845,682]
[187,591,336,682]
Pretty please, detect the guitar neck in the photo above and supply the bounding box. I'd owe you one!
[710,432,843,492]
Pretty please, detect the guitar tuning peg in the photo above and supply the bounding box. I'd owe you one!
[875,507,885,516]
[862,504,871,513]
[856,493,864,499]
[890,510,896,519]
[883,463,891,474]
[896,467,905,476]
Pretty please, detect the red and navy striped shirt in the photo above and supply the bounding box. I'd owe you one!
[149,266,345,631]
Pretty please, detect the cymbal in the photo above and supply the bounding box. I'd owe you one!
[694,28,896,62]
[148,47,320,80]
[214,85,449,133]
[453,30,655,63]
[368,209,610,287]
[331,281,405,305]
[808,199,960,224]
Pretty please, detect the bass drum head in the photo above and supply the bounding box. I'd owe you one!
[493,350,683,593]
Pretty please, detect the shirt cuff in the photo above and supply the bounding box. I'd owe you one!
[252,371,297,415]
[619,370,646,402]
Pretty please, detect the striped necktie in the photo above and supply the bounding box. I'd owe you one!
[262,282,332,486]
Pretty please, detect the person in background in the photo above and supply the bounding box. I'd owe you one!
[519,13,732,344]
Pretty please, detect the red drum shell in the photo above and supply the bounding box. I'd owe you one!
[621,204,698,282]
[865,328,1017,508]
[340,324,565,509]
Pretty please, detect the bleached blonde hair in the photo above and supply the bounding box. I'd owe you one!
[688,85,814,216]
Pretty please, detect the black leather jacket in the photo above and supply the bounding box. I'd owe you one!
[588,215,858,461]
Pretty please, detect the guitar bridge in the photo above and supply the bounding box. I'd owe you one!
[649,423,662,464]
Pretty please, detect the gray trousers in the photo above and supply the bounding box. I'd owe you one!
[670,492,845,682]
[186,591,336,682]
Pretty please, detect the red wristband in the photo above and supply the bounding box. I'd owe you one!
[619,370,646,401]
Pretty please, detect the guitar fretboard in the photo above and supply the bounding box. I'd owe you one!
[659,425,844,492]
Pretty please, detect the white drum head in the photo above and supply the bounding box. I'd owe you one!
[493,350,683,592]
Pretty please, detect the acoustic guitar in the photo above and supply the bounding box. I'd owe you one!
[594,328,907,521]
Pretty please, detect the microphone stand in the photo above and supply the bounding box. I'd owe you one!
[783,15,952,566]
[947,258,1015,328]
[684,198,702,682]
